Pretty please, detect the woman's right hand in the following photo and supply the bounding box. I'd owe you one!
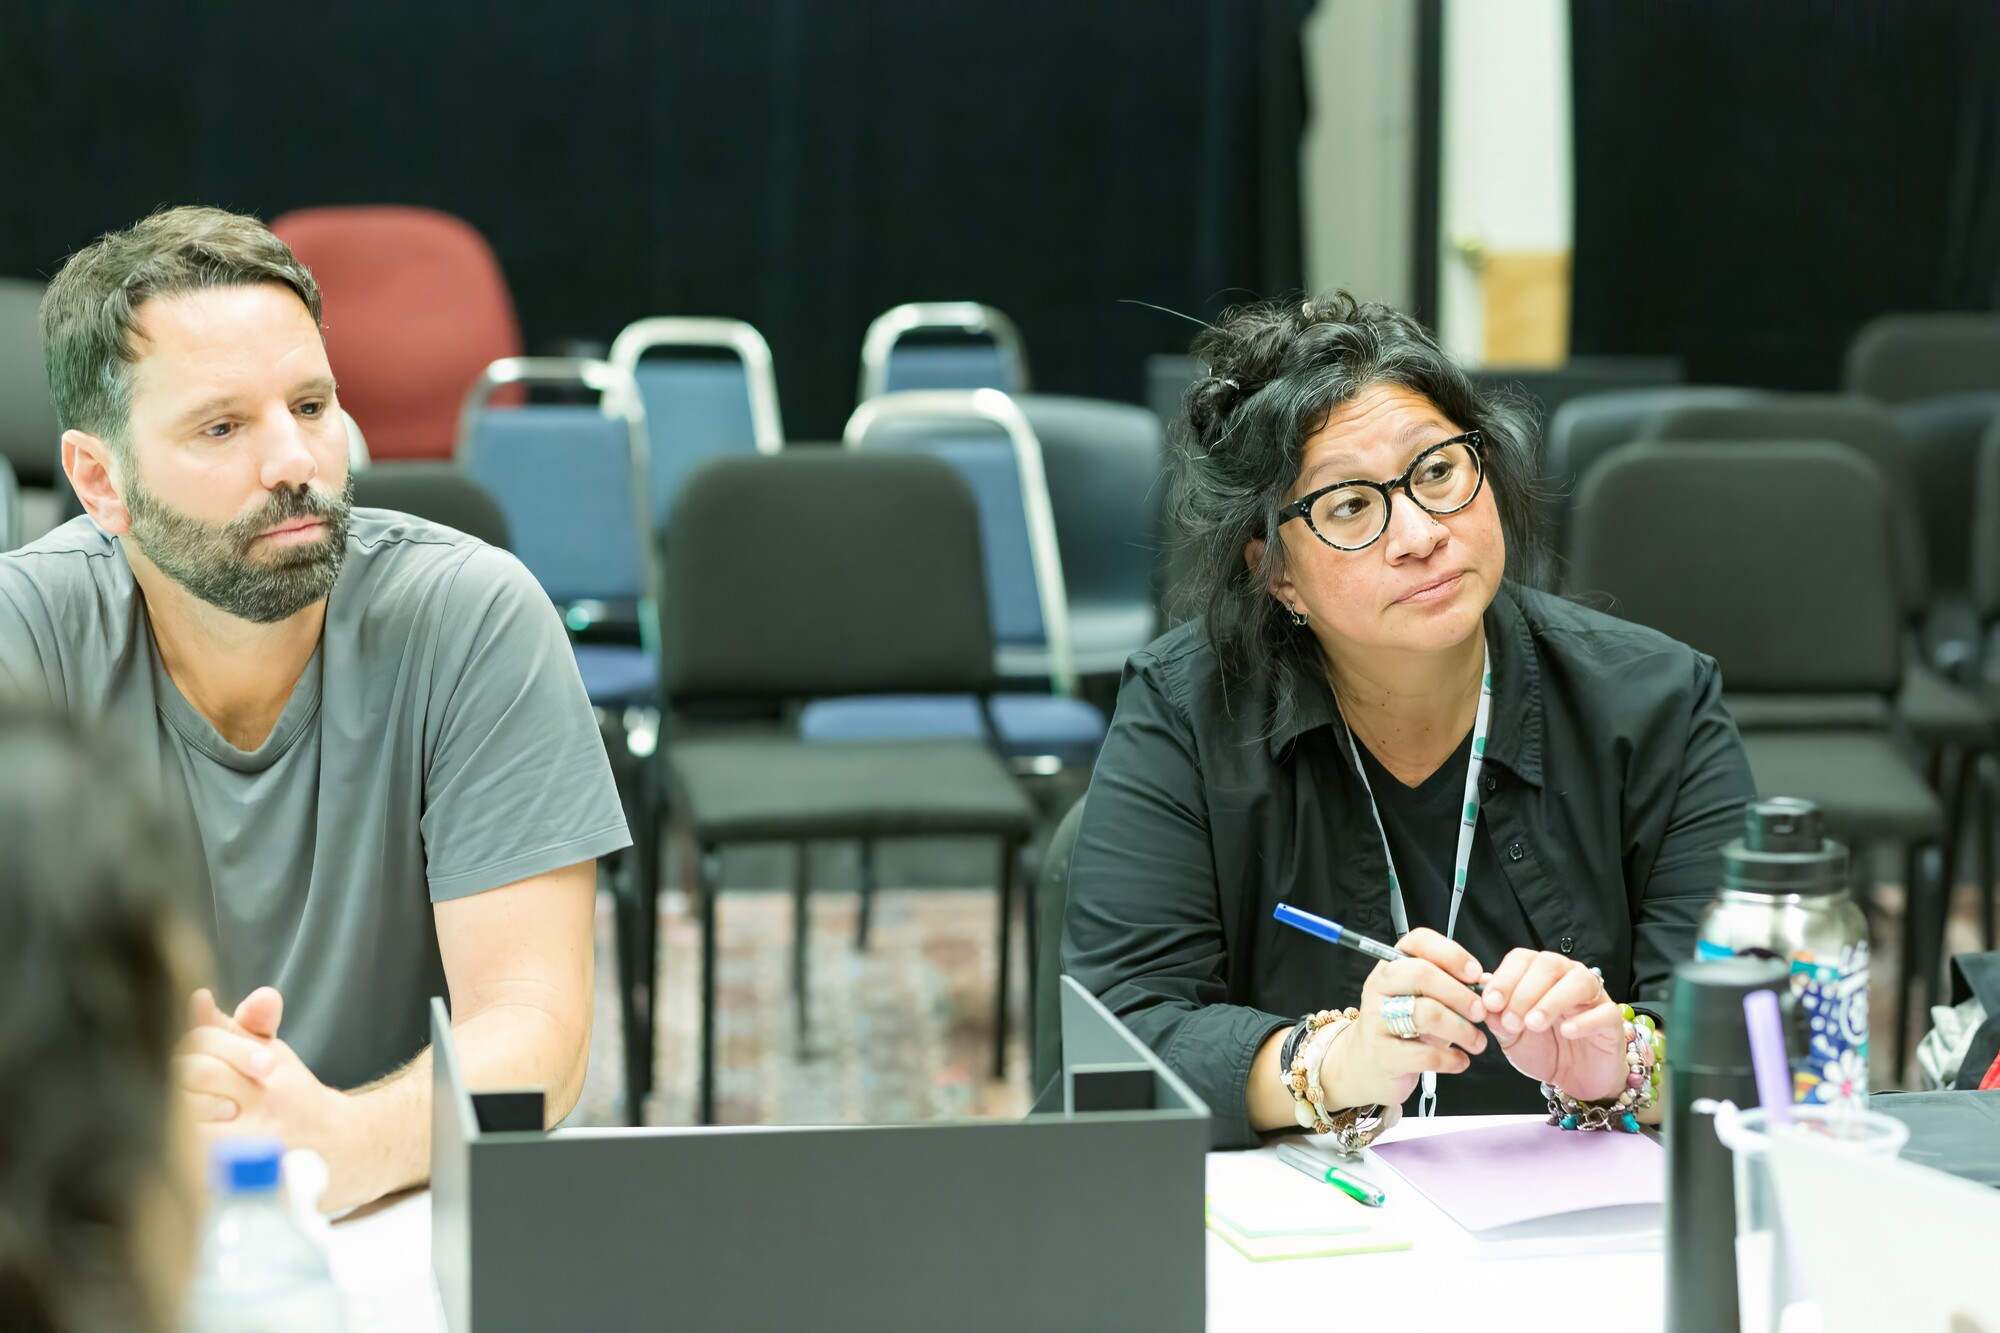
[1320,928,1491,1110]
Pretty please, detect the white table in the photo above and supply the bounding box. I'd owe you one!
[328,1115,1664,1332]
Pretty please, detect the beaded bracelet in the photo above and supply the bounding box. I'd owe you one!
[1284,1008,1357,1133]
[1542,1005,1664,1133]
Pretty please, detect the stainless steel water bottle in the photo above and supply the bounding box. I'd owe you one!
[1664,955,1788,1333]
[1695,797,1869,1104]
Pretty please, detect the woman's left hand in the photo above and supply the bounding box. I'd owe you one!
[1476,950,1629,1100]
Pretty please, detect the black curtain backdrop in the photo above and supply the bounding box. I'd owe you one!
[0,2,1309,440]
[1569,1,2000,391]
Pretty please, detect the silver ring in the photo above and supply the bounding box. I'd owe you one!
[1380,994,1420,1040]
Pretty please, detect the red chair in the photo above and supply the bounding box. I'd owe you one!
[272,206,521,461]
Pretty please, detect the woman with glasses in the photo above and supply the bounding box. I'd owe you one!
[1064,294,1754,1148]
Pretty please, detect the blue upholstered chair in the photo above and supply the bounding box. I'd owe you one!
[608,317,784,535]
[858,302,1028,402]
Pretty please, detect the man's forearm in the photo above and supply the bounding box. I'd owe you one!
[330,1000,590,1210]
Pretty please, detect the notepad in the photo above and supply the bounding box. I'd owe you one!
[1370,1120,1663,1236]
[1204,1191,1412,1261]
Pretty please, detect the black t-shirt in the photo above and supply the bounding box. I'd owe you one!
[1353,728,1548,1114]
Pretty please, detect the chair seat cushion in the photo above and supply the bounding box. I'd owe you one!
[1738,731,1944,846]
[572,644,657,705]
[1724,693,1897,731]
[797,694,1106,766]
[1896,663,1995,745]
[668,735,1036,843]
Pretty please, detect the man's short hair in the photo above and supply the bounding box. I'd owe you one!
[40,206,323,453]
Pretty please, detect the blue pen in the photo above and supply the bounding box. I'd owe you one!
[1274,902,1485,994]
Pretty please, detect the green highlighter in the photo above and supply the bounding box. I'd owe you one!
[1274,1142,1387,1208]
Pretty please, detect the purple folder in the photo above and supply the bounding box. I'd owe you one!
[1370,1121,1664,1233]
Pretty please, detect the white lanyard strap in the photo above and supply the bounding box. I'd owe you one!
[1336,643,1494,1118]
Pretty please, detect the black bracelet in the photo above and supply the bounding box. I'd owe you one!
[1277,1016,1313,1078]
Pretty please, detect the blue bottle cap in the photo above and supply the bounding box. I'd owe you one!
[209,1137,285,1194]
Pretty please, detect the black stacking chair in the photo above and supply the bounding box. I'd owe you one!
[1644,398,1996,907]
[1020,395,1165,680]
[1568,441,1948,1073]
[1032,793,1086,1097]
[650,451,1037,1124]
[0,276,67,544]
[1845,314,2000,404]
[0,454,17,553]
[350,462,512,550]
[1966,419,2000,948]
[1893,392,2000,670]
[1541,386,1764,564]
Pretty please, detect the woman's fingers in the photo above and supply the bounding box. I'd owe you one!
[1365,958,1485,1024]
[1527,964,1609,1032]
[1557,998,1629,1045]
[185,1092,240,1123]
[1411,996,1488,1053]
[1395,928,1485,987]
[1478,947,1542,1017]
[1483,951,1570,1033]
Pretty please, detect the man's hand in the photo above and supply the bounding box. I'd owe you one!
[177,986,352,1203]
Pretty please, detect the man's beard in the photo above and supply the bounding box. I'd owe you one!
[123,471,355,625]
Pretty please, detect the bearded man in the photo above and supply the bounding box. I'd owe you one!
[0,206,628,1210]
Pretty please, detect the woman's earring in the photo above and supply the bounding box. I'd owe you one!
[1290,606,1309,626]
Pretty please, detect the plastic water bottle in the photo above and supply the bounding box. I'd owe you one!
[184,1138,346,1333]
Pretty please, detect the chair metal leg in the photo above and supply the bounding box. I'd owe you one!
[1981,755,1998,952]
[1897,843,1948,1079]
[698,847,720,1126]
[611,857,644,1126]
[993,838,1015,1080]
[855,838,876,949]
[1023,841,1040,1062]
[792,842,811,1048]
[1936,746,1970,911]
[630,756,663,1111]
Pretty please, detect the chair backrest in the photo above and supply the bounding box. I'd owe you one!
[1017,395,1165,620]
[1567,441,1902,695]
[859,303,1028,401]
[1033,793,1086,1096]
[1474,356,1685,433]
[0,276,60,489]
[660,451,994,703]
[456,358,651,612]
[273,207,522,462]
[344,411,372,472]
[1845,314,2000,403]
[1144,354,1200,430]
[1973,418,2000,628]
[350,461,511,550]
[1544,386,1765,560]
[0,453,17,553]
[1644,395,1927,613]
[845,389,1076,693]
[607,318,783,533]
[1895,392,2000,599]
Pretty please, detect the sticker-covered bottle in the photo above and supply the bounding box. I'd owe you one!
[1694,798,1869,1105]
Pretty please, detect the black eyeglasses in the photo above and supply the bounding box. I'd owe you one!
[1276,430,1486,551]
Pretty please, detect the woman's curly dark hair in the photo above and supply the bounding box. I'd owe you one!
[1168,291,1550,733]
[0,703,207,1332]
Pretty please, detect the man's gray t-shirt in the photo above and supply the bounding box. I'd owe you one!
[0,510,631,1089]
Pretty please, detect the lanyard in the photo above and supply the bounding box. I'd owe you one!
[1334,643,1494,1119]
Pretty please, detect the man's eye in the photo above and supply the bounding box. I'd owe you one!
[299,401,323,417]
[205,422,233,439]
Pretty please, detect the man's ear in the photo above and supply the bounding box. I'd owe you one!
[63,429,130,535]
[1246,535,1299,616]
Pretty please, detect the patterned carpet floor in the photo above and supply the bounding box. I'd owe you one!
[564,844,1995,1129]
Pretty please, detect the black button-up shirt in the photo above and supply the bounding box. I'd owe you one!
[1063,582,1756,1147]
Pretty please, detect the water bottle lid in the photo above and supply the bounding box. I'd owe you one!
[1722,797,1847,896]
[209,1137,285,1193]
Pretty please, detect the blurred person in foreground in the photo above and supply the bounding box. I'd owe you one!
[0,704,207,1332]
[0,207,629,1210]
[1065,294,1757,1149]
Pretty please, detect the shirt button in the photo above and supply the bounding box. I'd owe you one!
[1482,774,1497,795]
[1560,936,1575,954]
[1509,842,1525,861]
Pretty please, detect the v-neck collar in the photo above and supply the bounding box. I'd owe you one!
[146,620,324,772]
